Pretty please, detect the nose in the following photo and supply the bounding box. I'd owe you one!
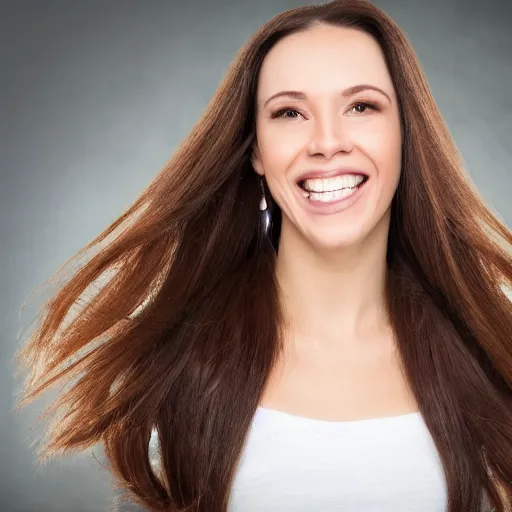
[307,114,353,159]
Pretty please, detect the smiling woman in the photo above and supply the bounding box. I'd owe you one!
[252,25,402,251]
[14,1,512,512]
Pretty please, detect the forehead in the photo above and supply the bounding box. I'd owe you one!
[256,24,395,104]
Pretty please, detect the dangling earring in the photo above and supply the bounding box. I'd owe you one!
[259,177,272,237]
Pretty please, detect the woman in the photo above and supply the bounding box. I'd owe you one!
[15,0,512,511]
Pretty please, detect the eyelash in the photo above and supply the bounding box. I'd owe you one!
[270,102,379,120]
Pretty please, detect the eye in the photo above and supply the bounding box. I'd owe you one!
[348,102,378,115]
[270,108,304,120]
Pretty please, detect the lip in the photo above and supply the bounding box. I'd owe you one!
[296,167,369,184]
[293,176,370,216]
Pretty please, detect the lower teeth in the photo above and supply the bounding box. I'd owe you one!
[305,185,360,202]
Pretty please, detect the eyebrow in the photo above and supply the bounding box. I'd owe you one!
[262,84,392,108]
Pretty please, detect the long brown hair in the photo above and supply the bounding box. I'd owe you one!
[14,1,512,510]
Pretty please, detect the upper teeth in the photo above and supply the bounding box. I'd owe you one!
[302,174,365,193]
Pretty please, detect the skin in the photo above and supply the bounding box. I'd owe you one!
[251,23,416,419]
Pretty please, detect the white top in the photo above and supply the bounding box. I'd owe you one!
[227,407,491,512]
[149,407,493,511]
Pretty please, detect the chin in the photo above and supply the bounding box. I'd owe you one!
[297,207,390,255]
[306,228,368,253]
[281,213,380,254]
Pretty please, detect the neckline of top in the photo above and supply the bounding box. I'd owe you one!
[255,405,423,433]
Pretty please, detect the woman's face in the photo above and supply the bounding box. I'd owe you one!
[252,23,402,252]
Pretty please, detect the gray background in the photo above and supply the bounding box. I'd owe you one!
[1,0,511,511]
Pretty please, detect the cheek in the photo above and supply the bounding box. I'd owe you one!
[257,138,299,209]
[361,123,402,184]
[256,126,306,173]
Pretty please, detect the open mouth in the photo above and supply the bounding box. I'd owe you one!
[297,175,369,202]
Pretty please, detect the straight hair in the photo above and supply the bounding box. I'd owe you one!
[15,1,512,510]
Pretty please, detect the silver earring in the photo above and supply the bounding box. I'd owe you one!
[259,178,272,236]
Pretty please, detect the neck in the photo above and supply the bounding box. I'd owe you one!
[275,210,392,351]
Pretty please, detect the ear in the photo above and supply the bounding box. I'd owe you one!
[251,145,264,176]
